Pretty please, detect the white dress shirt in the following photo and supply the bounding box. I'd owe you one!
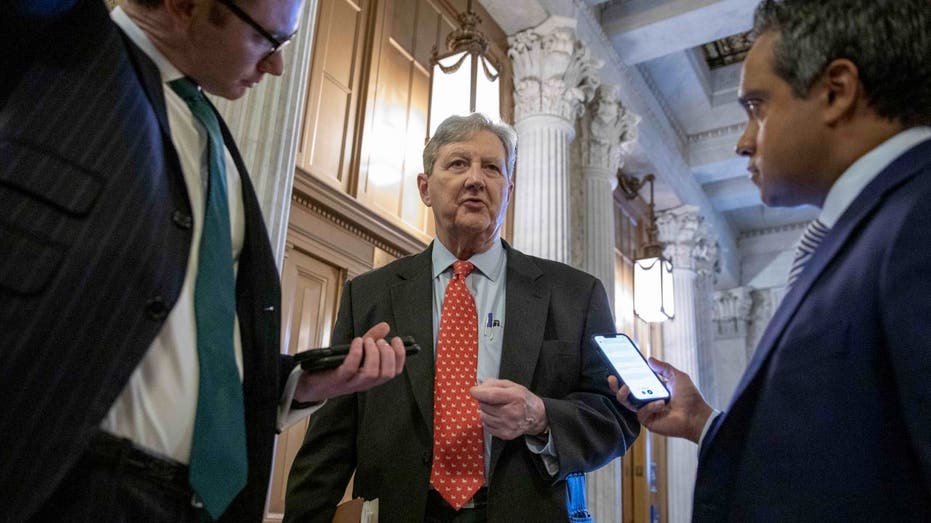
[102,8,310,462]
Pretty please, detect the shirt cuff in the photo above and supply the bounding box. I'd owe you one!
[277,365,325,431]
[525,430,559,476]
[697,409,722,449]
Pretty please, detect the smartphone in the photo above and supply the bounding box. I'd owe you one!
[592,333,670,407]
[294,335,420,372]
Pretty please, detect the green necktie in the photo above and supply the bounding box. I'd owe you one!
[169,77,248,520]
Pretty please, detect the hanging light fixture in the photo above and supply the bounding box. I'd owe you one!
[427,0,501,139]
[618,172,675,322]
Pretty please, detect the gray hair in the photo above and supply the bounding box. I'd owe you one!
[752,0,931,127]
[422,113,517,178]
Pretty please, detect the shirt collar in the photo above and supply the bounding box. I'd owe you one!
[819,126,931,227]
[110,6,186,84]
[431,238,506,282]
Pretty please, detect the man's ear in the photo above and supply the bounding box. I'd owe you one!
[417,173,431,206]
[820,58,861,126]
[163,0,198,29]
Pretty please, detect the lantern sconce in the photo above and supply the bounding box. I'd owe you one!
[426,0,501,140]
[618,172,675,322]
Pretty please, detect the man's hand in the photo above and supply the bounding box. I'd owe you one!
[293,322,406,403]
[608,357,713,444]
[470,378,548,440]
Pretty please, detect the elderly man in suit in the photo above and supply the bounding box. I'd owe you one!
[0,1,407,521]
[284,113,640,522]
[612,0,931,520]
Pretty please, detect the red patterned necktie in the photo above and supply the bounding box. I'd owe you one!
[431,260,485,510]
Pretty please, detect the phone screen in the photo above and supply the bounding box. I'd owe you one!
[593,334,669,404]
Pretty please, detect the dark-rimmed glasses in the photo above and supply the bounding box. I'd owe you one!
[215,0,297,59]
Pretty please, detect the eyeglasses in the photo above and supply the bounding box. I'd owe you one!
[215,0,297,59]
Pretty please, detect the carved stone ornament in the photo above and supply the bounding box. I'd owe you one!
[657,206,720,278]
[578,84,640,174]
[712,286,753,338]
[508,16,603,122]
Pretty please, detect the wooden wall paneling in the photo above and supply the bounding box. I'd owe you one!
[288,193,379,278]
[297,0,369,193]
[358,0,444,233]
[265,247,343,522]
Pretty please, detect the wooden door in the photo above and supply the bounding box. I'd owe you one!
[264,246,343,522]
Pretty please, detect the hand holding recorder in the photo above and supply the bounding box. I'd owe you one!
[292,322,409,404]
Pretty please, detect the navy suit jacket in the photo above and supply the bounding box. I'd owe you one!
[0,2,288,520]
[693,138,931,521]
[284,242,639,522]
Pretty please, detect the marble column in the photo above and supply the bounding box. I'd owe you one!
[711,286,753,406]
[577,84,639,307]
[656,206,718,523]
[210,0,319,266]
[508,16,601,264]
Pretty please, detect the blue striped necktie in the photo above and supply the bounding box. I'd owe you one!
[786,219,830,291]
[168,77,248,520]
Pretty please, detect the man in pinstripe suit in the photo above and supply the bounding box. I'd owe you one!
[0,1,406,521]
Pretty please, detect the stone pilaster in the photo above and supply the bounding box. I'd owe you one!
[748,286,784,361]
[508,16,601,264]
[711,286,753,405]
[210,0,319,267]
[656,205,718,523]
[576,84,639,306]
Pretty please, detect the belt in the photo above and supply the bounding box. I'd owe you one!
[428,486,488,510]
[85,430,192,498]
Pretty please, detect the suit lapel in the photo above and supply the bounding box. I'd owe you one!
[722,139,931,429]
[388,247,437,432]
[489,244,548,476]
[119,29,173,141]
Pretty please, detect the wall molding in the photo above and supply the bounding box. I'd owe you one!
[291,169,429,259]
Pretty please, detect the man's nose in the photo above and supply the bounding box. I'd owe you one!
[259,50,285,77]
[464,165,486,189]
[735,121,756,157]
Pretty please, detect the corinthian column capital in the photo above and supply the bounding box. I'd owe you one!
[657,206,719,277]
[578,84,640,177]
[508,16,603,123]
[712,286,753,338]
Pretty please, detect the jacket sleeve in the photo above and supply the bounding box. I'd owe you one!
[544,277,641,481]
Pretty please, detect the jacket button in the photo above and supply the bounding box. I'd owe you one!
[172,210,193,230]
[146,296,169,320]
[421,451,432,465]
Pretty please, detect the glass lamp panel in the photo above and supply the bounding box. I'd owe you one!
[474,56,500,120]
[634,257,673,323]
[429,51,472,137]
[661,258,675,319]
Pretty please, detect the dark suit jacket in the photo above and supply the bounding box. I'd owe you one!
[0,2,287,521]
[284,242,639,522]
[693,138,931,522]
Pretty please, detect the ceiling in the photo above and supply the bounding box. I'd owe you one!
[478,0,817,284]
[592,0,817,233]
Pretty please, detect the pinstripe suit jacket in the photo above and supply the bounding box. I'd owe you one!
[0,2,287,520]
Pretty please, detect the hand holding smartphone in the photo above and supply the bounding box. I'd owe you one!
[592,333,670,407]
[294,336,420,372]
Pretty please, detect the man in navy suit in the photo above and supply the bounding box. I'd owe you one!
[0,1,406,521]
[612,0,931,520]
